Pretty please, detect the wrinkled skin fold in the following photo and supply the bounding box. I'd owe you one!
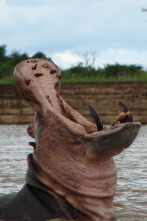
[0,59,141,221]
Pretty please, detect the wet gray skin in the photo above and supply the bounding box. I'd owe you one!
[3,58,141,221]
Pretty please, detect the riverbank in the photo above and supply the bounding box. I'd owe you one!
[0,82,147,125]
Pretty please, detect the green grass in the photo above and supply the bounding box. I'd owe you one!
[0,77,14,84]
[1,75,147,85]
[61,75,147,83]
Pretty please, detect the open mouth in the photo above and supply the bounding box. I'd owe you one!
[13,58,141,150]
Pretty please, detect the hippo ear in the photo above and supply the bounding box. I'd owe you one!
[88,122,141,159]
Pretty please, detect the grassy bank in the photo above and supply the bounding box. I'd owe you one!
[0,77,14,84]
[1,75,147,85]
[61,72,147,83]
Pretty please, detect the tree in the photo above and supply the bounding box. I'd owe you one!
[0,45,7,62]
[77,50,97,68]
[9,51,28,66]
[32,52,47,59]
[32,51,53,62]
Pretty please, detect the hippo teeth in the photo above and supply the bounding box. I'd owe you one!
[56,93,67,117]
[89,105,103,131]
[89,102,134,131]
[119,101,133,122]
[111,102,133,127]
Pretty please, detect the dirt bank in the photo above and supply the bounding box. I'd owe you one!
[0,82,147,125]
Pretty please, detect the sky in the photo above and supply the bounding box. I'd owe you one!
[0,0,147,69]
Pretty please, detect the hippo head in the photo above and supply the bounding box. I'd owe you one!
[13,59,141,221]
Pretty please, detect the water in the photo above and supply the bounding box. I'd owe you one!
[0,125,146,220]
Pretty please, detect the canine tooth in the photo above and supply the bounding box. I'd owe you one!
[111,102,133,127]
[115,112,126,122]
[89,105,103,131]
[119,111,132,123]
[119,101,129,113]
[118,101,133,122]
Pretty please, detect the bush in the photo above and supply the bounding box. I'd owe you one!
[0,45,146,82]
[101,63,143,78]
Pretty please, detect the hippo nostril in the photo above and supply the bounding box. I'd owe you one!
[34,73,43,77]
[50,69,57,74]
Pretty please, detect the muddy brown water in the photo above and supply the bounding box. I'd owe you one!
[0,125,146,221]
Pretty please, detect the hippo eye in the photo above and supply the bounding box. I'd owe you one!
[50,69,57,74]
[34,73,43,77]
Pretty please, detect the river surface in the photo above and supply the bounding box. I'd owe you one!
[0,125,146,220]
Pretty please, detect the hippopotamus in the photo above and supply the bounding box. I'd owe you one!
[0,58,141,221]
